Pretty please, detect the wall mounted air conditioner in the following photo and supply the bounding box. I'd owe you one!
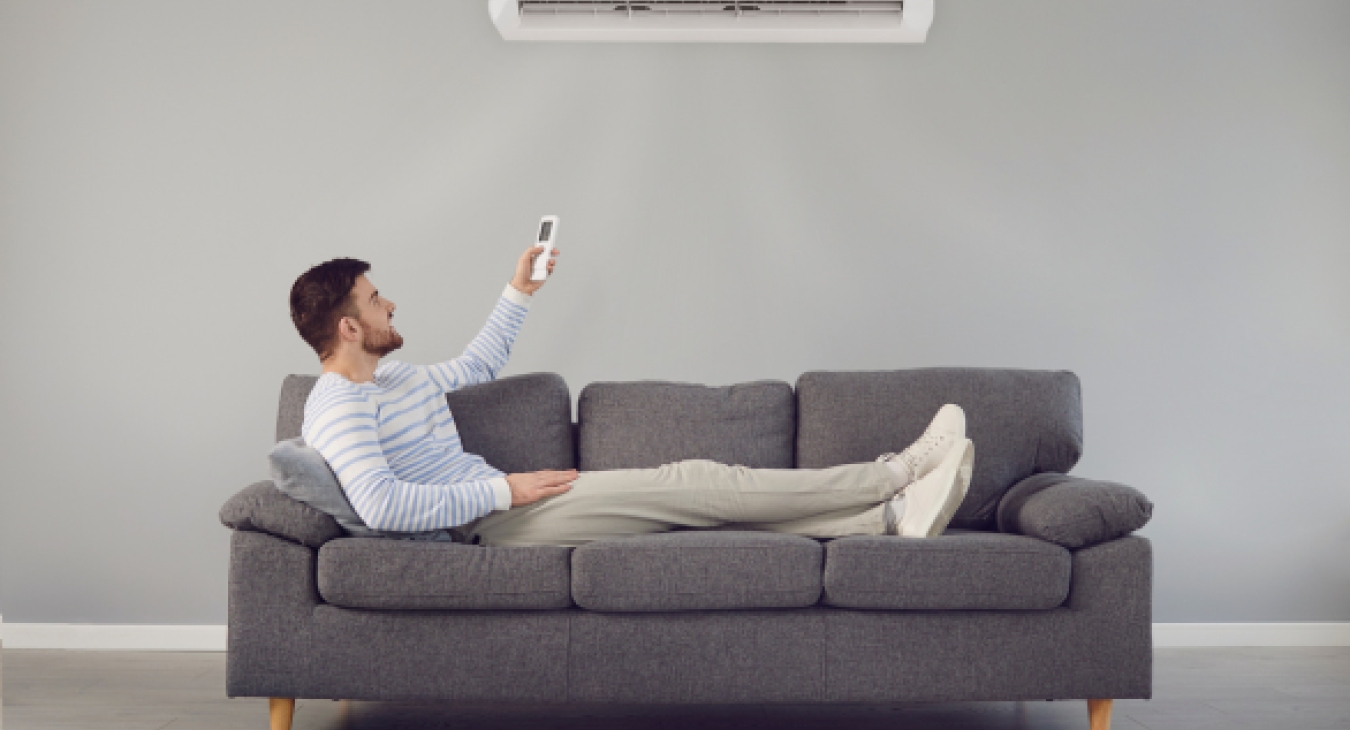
[489,1,933,43]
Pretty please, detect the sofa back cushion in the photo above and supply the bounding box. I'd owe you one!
[276,373,316,443]
[444,372,576,473]
[796,369,1082,530]
[577,380,795,470]
[275,371,575,472]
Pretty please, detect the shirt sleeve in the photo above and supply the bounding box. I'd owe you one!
[423,283,532,395]
[302,390,511,532]
[487,476,513,510]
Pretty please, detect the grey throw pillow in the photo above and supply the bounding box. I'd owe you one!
[996,472,1153,549]
[267,437,382,537]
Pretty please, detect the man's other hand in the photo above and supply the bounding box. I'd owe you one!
[510,245,560,296]
[505,469,578,507]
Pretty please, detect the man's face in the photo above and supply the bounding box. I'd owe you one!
[346,274,402,357]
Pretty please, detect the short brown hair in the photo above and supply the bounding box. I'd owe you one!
[290,257,370,361]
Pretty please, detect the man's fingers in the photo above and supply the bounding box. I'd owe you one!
[528,481,570,495]
[529,470,576,488]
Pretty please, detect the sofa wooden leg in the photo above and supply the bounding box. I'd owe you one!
[269,698,295,730]
[1088,699,1112,730]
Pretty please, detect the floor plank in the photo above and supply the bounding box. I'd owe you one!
[5,647,1350,729]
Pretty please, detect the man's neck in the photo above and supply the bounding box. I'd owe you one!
[321,355,379,385]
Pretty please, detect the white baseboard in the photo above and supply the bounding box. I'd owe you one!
[1152,622,1350,647]
[3,623,1349,651]
[2,623,227,651]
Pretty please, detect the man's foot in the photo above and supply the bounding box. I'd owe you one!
[888,437,974,538]
[877,404,966,486]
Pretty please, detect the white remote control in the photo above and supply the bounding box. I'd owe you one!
[530,215,559,281]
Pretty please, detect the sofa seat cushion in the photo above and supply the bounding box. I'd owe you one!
[822,530,1071,610]
[317,538,574,610]
[571,530,822,611]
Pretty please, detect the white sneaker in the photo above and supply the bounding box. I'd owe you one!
[877,404,966,484]
[893,438,974,538]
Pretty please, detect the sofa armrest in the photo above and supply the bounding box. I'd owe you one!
[219,480,344,548]
[997,472,1153,549]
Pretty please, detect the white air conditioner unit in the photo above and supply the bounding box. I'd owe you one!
[488,1,933,43]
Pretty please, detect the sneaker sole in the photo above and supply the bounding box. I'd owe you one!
[921,439,973,537]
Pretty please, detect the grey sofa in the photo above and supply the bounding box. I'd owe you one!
[220,368,1152,730]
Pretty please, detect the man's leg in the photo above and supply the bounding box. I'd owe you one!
[731,502,894,540]
[462,458,902,547]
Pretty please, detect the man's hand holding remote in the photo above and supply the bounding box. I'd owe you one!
[505,469,577,507]
[509,244,559,296]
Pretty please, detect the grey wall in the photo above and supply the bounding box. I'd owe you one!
[1,0,1347,625]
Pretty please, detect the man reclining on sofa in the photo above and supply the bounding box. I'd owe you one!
[286,247,975,548]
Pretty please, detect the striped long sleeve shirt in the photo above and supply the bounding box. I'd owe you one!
[300,283,532,532]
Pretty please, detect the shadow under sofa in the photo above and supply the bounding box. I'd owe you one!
[220,367,1153,730]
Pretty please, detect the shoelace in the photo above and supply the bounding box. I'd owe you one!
[879,430,949,471]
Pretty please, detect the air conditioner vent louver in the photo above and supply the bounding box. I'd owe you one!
[517,2,904,17]
[490,0,932,43]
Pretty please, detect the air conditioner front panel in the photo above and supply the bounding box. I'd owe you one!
[490,0,933,43]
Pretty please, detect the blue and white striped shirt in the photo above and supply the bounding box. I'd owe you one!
[301,283,532,532]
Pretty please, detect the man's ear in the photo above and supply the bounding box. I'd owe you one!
[340,316,360,340]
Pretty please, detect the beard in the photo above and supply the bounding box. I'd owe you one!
[362,320,404,358]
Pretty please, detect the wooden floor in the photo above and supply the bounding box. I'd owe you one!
[5,647,1350,729]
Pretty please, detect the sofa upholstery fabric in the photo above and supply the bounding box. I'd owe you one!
[578,380,795,470]
[226,529,1151,703]
[309,605,573,702]
[317,538,573,610]
[446,372,576,473]
[821,529,1071,610]
[227,531,321,698]
[795,368,1083,530]
[570,530,822,611]
[219,480,343,548]
[275,374,314,443]
[822,536,1152,703]
[998,472,1154,548]
[568,609,826,702]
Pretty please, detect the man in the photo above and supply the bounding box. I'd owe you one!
[289,246,974,548]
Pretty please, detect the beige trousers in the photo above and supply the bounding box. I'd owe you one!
[458,458,902,548]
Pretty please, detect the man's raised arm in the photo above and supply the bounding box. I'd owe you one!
[423,282,532,395]
[423,243,557,394]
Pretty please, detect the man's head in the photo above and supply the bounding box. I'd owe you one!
[290,258,401,364]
